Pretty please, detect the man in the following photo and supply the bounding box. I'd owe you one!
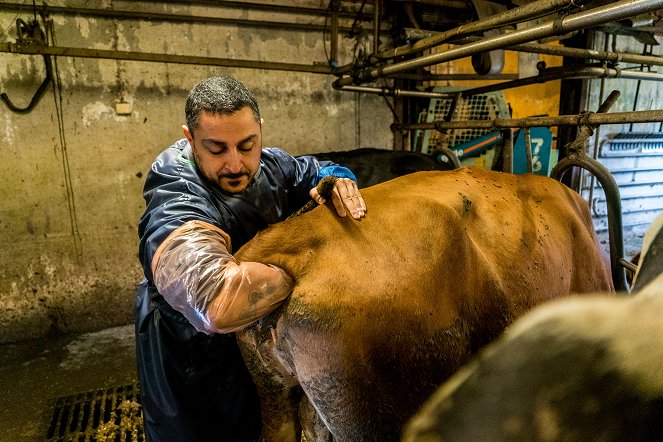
[135,76,366,441]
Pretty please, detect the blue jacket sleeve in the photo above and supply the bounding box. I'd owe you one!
[317,165,358,184]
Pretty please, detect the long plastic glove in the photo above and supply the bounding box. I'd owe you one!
[151,220,293,334]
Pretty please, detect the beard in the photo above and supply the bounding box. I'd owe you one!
[192,149,253,193]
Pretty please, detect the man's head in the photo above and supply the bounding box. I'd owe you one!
[183,76,263,193]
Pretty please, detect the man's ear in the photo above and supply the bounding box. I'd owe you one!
[182,125,193,144]
[260,117,264,126]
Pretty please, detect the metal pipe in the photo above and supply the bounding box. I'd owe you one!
[509,42,663,68]
[335,0,663,86]
[385,73,519,81]
[335,85,455,98]
[523,127,533,174]
[502,128,514,173]
[391,109,663,131]
[0,0,368,19]
[551,155,628,291]
[0,43,332,74]
[135,0,370,18]
[551,90,628,290]
[0,2,358,33]
[331,4,339,67]
[588,33,611,214]
[457,66,663,98]
[380,0,586,59]
[374,0,381,57]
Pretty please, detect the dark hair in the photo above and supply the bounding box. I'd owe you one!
[184,76,261,135]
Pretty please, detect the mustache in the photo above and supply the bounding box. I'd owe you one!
[219,172,250,180]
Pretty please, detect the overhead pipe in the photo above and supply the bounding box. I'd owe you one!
[334,85,455,99]
[393,35,663,69]
[0,1,369,19]
[375,0,587,60]
[334,0,663,87]
[134,0,372,18]
[0,2,362,34]
[391,109,663,132]
[457,65,663,97]
[509,42,663,67]
[334,0,580,73]
[0,43,332,74]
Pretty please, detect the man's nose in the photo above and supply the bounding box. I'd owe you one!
[226,148,242,173]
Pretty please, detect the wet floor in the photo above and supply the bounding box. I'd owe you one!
[0,324,137,441]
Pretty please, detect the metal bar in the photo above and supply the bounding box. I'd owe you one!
[0,42,332,74]
[523,127,533,174]
[552,154,628,291]
[508,42,663,67]
[609,167,663,174]
[335,0,663,86]
[601,152,663,158]
[0,0,363,19]
[133,0,371,18]
[391,109,663,131]
[335,85,454,98]
[380,0,584,59]
[385,73,519,81]
[606,138,663,143]
[374,0,381,57]
[456,66,663,98]
[0,2,358,33]
[589,33,610,216]
[502,128,514,173]
[331,6,339,67]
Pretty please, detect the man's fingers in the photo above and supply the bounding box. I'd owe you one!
[310,178,366,219]
[309,187,326,204]
[334,178,365,219]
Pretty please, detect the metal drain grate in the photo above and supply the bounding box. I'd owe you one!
[46,382,144,441]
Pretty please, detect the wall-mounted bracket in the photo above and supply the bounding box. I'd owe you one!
[1,19,53,114]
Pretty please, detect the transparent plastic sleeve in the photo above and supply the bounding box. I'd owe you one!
[151,220,294,334]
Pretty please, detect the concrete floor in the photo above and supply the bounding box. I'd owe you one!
[0,324,137,442]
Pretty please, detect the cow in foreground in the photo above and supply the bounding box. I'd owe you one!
[403,213,663,442]
[235,167,613,441]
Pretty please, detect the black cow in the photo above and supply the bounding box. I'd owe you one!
[307,147,454,188]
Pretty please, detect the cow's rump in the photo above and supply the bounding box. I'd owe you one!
[235,167,613,441]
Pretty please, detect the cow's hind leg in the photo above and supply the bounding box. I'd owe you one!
[300,396,332,442]
[237,331,303,442]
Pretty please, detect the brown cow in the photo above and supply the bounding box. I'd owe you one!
[402,214,663,442]
[234,167,613,441]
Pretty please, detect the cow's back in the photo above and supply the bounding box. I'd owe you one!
[236,167,613,441]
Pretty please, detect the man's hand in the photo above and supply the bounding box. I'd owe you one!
[310,177,366,219]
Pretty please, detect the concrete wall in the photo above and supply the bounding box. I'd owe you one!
[0,1,393,343]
